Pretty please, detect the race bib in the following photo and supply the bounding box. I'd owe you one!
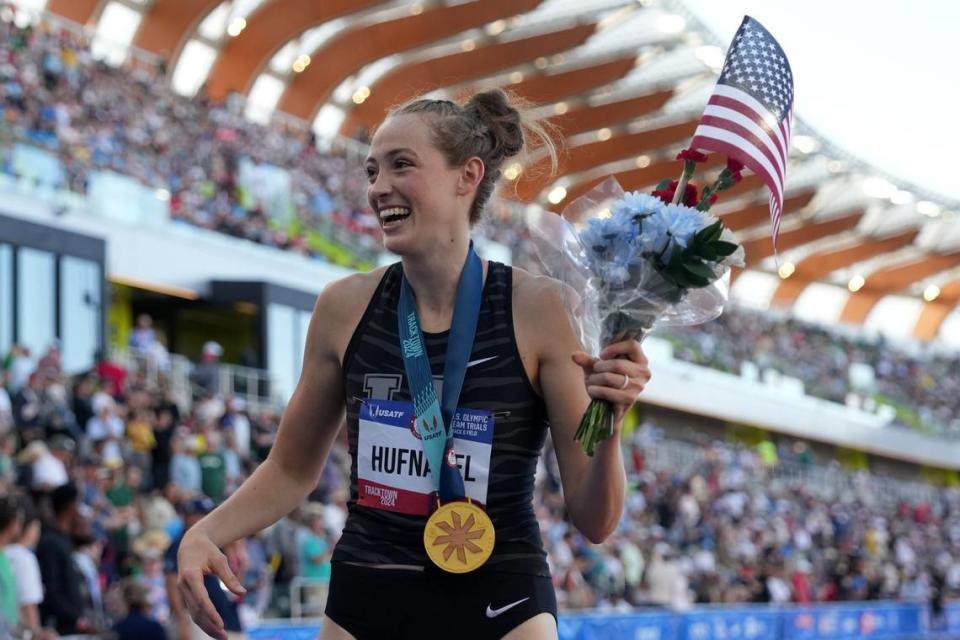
[357,399,494,515]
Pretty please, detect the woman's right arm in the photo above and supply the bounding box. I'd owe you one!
[176,275,368,639]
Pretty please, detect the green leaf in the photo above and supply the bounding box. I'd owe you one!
[697,243,719,261]
[655,178,672,191]
[713,240,739,257]
[684,260,716,280]
[706,220,724,242]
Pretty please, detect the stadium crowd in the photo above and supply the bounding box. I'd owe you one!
[2,330,959,637]
[4,10,959,438]
[0,11,380,263]
[2,7,960,637]
[659,308,960,438]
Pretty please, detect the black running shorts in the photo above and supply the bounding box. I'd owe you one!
[324,562,558,639]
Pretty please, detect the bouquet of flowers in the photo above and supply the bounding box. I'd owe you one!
[527,150,746,455]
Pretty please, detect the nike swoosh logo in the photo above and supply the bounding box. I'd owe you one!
[466,356,498,369]
[485,597,530,618]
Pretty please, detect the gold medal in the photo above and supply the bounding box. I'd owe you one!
[424,500,495,573]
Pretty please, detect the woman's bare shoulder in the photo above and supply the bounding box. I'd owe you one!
[313,266,391,358]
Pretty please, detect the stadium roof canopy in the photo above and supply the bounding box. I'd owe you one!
[23,0,960,345]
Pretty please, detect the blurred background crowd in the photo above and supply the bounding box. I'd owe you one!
[2,332,959,637]
[2,7,960,640]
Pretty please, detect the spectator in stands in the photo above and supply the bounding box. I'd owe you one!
[0,374,12,436]
[6,345,34,395]
[0,493,22,630]
[86,393,125,466]
[170,433,202,497]
[199,431,227,504]
[18,440,68,490]
[298,508,331,584]
[165,496,243,640]
[4,495,45,635]
[36,482,87,634]
[112,578,167,640]
[130,313,158,355]
[221,397,251,462]
[93,349,128,397]
[190,341,222,397]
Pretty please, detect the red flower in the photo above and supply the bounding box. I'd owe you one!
[652,189,673,203]
[653,180,699,206]
[677,149,708,163]
[726,157,744,173]
[709,193,718,205]
[729,171,743,184]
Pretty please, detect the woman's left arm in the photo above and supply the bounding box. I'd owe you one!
[520,277,651,543]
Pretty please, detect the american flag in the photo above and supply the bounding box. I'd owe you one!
[690,16,794,246]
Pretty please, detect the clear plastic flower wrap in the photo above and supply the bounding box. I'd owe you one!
[526,176,744,454]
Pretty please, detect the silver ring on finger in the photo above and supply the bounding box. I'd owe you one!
[619,373,630,390]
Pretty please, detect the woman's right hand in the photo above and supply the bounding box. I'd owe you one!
[177,528,246,640]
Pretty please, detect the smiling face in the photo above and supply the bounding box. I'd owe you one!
[365,113,478,256]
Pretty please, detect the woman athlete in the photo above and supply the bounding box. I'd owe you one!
[176,90,651,640]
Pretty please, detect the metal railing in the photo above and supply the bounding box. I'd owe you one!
[110,348,277,413]
[216,362,276,413]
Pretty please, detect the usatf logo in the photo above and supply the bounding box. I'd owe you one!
[421,414,440,434]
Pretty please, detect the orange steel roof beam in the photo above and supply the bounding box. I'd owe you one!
[839,250,960,324]
[204,0,390,100]
[495,56,637,106]
[770,230,919,308]
[46,0,100,26]
[557,163,764,210]
[133,0,221,61]
[279,0,543,119]
[914,279,960,340]
[340,22,599,137]
[721,191,814,232]
[741,211,864,268]
[514,119,698,202]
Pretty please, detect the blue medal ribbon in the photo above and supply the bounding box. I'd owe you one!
[398,243,482,503]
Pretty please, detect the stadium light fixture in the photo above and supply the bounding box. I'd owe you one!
[656,14,686,34]
[890,190,914,205]
[597,128,612,141]
[534,57,549,70]
[504,164,522,181]
[917,201,941,217]
[792,135,819,155]
[510,71,524,84]
[461,39,476,52]
[409,2,423,15]
[292,54,311,73]
[547,186,567,205]
[778,262,795,279]
[848,275,865,292]
[227,17,246,38]
[486,19,507,36]
[923,284,941,302]
[352,86,371,104]
[553,102,569,115]
[694,45,724,72]
[636,155,651,168]
[862,177,897,199]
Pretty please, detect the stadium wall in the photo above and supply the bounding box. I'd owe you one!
[247,601,958,640]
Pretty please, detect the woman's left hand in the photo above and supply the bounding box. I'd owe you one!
[572,339,651,425]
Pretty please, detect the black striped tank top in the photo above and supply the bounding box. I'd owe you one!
[333,261,550,576]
